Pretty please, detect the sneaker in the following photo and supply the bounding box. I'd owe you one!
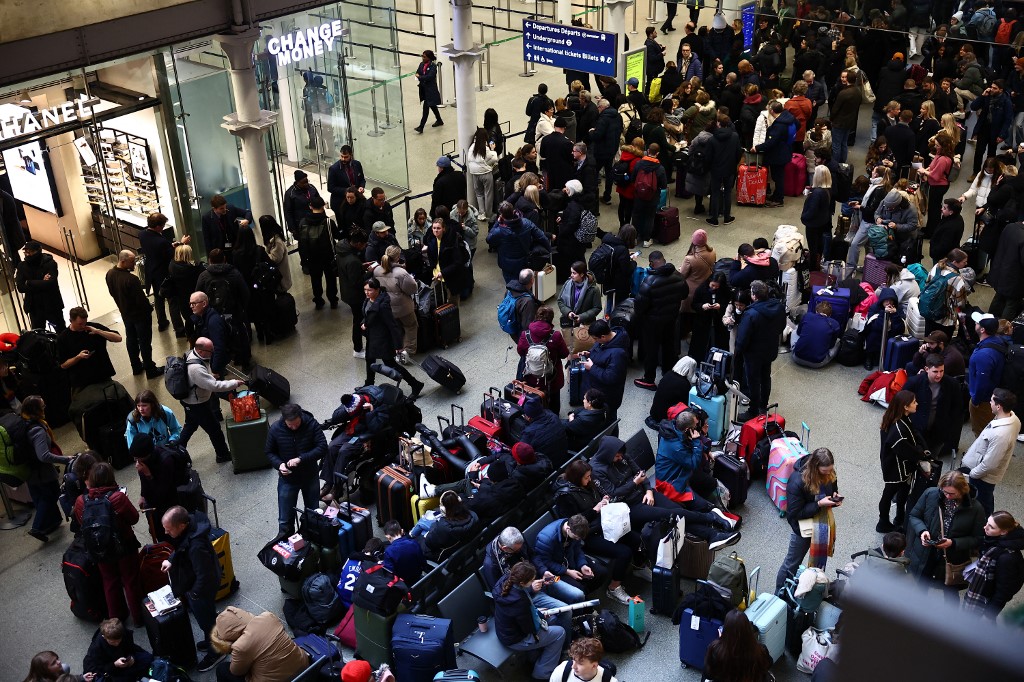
[409,381,425,400]
[419,477,436,498]
[633,378,657,390]
[27,529,49,543]
[145,366,165,379]
[632,565,653,582]
[723,216,736,225]
[353,350,366,359]
[414,126,424,134]
[642,240,653,248]
[1017,433,1024,443]
[694,205,706,215]
[197,651,226,673]
[706,218,719,226]
[397,350,411,365]
[708,531,741,551]
[711,507,737,529]
[432,120,445,127]
[606,585,631,604]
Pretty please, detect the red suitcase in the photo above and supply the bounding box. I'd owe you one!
[654,206,680,244]
[467,415,501,439]
[737,162,768,205]
[738,406,786,460]
[784,153,807,197]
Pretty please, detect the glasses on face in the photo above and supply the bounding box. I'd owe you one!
[189,301,202,307]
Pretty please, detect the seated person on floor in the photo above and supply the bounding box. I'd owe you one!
[863,287,905,370]
[82,618,153,682]
[383,519,427,584]
[793,301,842,368]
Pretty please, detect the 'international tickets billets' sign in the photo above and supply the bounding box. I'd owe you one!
[522,20,618,77]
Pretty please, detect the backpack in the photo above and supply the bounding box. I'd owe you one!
[589,243,615,285]
[156,442,193,488]
[575,210,599,246]
[62,538,107,621]
[688,143,709,176]
[81,491,124,562]
[867,224,894,259]
[523,330,554,379]
[648,77,663,103]
[624,109,644,144]
[836,329,865,366]
[59,454,87,524]
[707,551,749,608]
[302,572,345,626]
[998,342,1024,394]
[0,411,30,468]
[297,217,332,257]
[918,270,957,322]
[634,165,657,201]
[164,354,200,401]
[612,158,632,187]
[205,276,236,315]
[497,291,527,336]
[562,662,614,682]
[250,262,283,293]
[832,162,853,201]
[595,608,647,653]
[968,9,998,41]
[995,18,1017,44]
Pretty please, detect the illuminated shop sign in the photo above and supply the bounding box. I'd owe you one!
[0,99,98,140]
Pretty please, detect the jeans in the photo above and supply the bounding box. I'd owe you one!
[744,358,773,414]
[534,589,573,634]
[768,164,786,203]
[846,219,872,267]
[308,261,338,305]
[970,477,996,517]
[776,531,812,590]
[597,156,615,200]
[878,481,910,525]
[27,479,61,534]
[180,398,231,461]
[870,111,883,143]
[543,575,586,605]
[123,314,155,371]
[507,625,566,679]
[277,473,321,534]
[832,127,851,163]
[471,173,495,220]
[631,200,657,243]
[709,175,735,219]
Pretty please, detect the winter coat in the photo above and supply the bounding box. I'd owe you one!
[556,195,588,268]
[423,226,468,295]
[590,435,650,506]
[190,307,229,374]
[327,159,366,210]
[736,297,787,362]
[431,167,468,216]
[563,408,609,452]
[968,528,1024,615]
[214,607,309,682]
[486,215,550,281]
[533,518,586,576]
[335,239,369,305]
[557,275,602,327]
[794,312,841,365]
[681,101,717,142]
[72,485,141,554]
[364,231,398,266]
[615,146,644,199]
[506,280,538,336]
[283,183,321,233]
[361,201,396,234]
[988,223,1024,299]
[907,486,986,577]
[685,131,714,195]
[655,419,703,497]
[884,123,916,170]
[875,59,907,111]
[105,266,152,319]
[552,477,603,534]
[830,84,863,130]
[728,251,780,291]
[425,510,480,561]
[372,264,417,319]
[167,260,204,309]
[416,60,441,106]
[517,320,570,390]
[874,195,919,250]
[540,131,575,190]
[196,262,250,315]
[265,235,292,292]
[466,477,527,520]
[266,410,327,483]
[708,123,742,180]
[880,416,926,483]
[362,292,404,360]
[903,373,963,452]
[591,106,624,160]
[969,336,1009,405]
[962,413,1022,485]
[929,214,966,264]
[166,511,219,600]
[784,457,840,535]
[521,407,569,467]
[757,110,798,166]
[679,246,717,313]
[83,627,149,678]
[583,327,630,408]
[493,576,541,646]
[636,262,688,323]
[201,204,247,254]
[510,192,542,228]
[956,60,986,97]
[801,187,834,232]
[785,95,814,141]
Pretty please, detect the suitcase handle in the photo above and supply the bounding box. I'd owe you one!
[202,493,218,528]
[451,404,464,427]
[748,565,761,599]
[437,415,451,434]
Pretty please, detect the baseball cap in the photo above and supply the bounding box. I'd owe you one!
[626,77,639,87]
[436,156,452,168]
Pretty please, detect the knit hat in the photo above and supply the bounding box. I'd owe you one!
[952,11,963,22]
[881,189,903,208]
[294,169,307,181]
[893,52,905,61]
[129,432,154,461]
[691,229,708,247]
[564,179,583,196]
[512,442,536,465]
[436,156,452,168]
[959,266,977,291]
[488,461,510,482]
[341,660,372,682]
[522,396,544,419]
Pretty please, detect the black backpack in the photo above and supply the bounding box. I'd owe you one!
[164,354,200,400]
[611,159,632,186]
[62,538,107,621]
[688,143,709,176]
[588,243,615,285]
[250,262,283,293]
[156,442,194,488]
[351,562,410,616]
[81,491,124,562]
[206,276,237,315]
[624,110,644,144]
[596,608,648,653]
[0,411,30,466]
[836,329,865,367]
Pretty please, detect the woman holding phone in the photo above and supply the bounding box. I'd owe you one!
[776,447,842,591]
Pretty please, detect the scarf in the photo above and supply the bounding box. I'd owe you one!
[490,537,516,577]
[808,507,836,569]
[963,545,1004,614]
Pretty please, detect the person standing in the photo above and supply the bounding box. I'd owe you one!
[361,187,396,233]
[589,99,623,205]
[201,195,249,261]
[336,230,370,359]
[267,403,327,541]
[830,70,864,163]
[962,511,1024,619]
[633,251,688,390]
[260,215,292,293]
[962,389,1021,517]
[801,166,835,268]
[917,133,954,237]
[903,354,964,460]
[361,278,424,397]
[735,280,786,420]
[877,390,928,533]
[750,101,798,208]
[467,128,499,221]
[373,246,418,364]
[326,145,365,218]
[21,395,74,542]
[987,220,1024,321]
[431,157,467,217]
[775,448,842,590]
[168,245,205,339]
[179,336,243,464]
[414,50,443,133]
[578,320,630,423]
[139,213,188,335]
[283,171,322,240]
[630,143,668,248]
[16,241,65,332]
[968,80,1013,179]
[706,113,741,226]
[57,307,123,397]
[644,27,667,93]
[296,196,339,311]
[105,250,163,379]
[968,315,1008,437]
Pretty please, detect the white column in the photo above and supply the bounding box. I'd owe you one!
[434,0,456,105]
[653,0,667,25]
[606,0,631,86]
[213,29,279,235]
[557,0,573,24]
[442,0,485,198]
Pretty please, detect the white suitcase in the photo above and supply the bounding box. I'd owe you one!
[534,263,556,301]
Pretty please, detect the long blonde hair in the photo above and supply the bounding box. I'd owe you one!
[939,113,961,146]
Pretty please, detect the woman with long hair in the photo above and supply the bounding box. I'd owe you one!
[517,184,544,227]
[865,136,895,175]
[679,228,717,331]
[373,245,419,361]
[260,215,292,291]
[408,207,429,245]
[168,244,205,339]
[878,390,927,533]
[422,218,469,306]
[413,49,443,133]
[516,306,570,414]
[514,143,539,174]
[22,651,85,682]
[963,510,1024,618]
[493,561,566,680]
[918,131,954,237]
[914,100,940,156]
[776,447,841,590]
[424,490,479,561]
[125,389,181,448]
[557,260,603,330]
[801,165,834,270]
[467,128,499,221]
[846,164,892,268]
[907,470,986,605]
[702,609,772,682]
[231,222,261,288]
[21,395,74,542]
[361,277,424,395]
[483,107,505,156]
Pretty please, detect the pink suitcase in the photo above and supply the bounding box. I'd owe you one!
[765,422,810,514]
[784,153,807,197]
[737,163,768,206]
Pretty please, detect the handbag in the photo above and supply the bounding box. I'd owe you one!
[695,362,716,399]
[230,390,260,423]
[572,325,596,353]
[655,515,686,568]
[798,517,815,538]
[938,506,970,587]
[600,502,632,542]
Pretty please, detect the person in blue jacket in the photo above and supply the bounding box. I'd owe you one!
[862,287,905,371]
[382,520,426,584]
[577,319,631,422]
[493,562,567,680]
[266,403,328,540]
[519,397,569,468]
[735,280,787,420]
[532,515,607,596]
[969,314,1009,436]
[793,301,842,368]
[486,202,550,284]
[125,389,181,447]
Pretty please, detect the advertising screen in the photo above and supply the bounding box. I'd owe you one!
[2,141,58,214]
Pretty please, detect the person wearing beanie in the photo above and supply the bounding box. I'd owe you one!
[341,660,373,682]
[510,441,553,489]
[431,155,467,216]
[873,187,919,262]
[130,433,178,541]
[283,169,322,238]
[519,395,570,467]
[209,606,309,681]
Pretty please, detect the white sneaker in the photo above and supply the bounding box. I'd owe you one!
[642,240,653,248]
[711,507,737,529]
[1017,433,1024,443]
[632,565,653,582]
[606,585,631,604]
[398,350,412,365]
[419,477,435,498]
[353,350,365,359]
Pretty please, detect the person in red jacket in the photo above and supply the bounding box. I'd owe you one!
[73,462,144,626]
[615,138,645,226]
[517,306,571,414]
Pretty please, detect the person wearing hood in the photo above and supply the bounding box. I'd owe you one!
[555,180,589,282]
[633,251,688,389]
[678,229,716,320]
[487,202,550,284]
[862,286,905,370]
[735,280,786,420]
[877,390,928,533]
[519,396,569,467]
[962,388,1021,517]
[578,320,630,421]
[335,230,369,358]
[793,300,842,368]
[906,470,986,605]
[776,448,842,590]
[160,505,221,669]
[209,606,309,681]
[929,198,966,265]
[361,278,424,396]
[707,113,742,225]
[970,314,1009,438]
[557,261,602,330]
[422,217,469,306]
[874,188,920,263]
[564,389,610,451]
[706,13,734,65]
[553,460,649,604]
[493,561,567,681]
[963,511,1024,618]
[728,242,780,292]
[684,120,714,215]
[802,165,836,268]
[266,403,327,540]
[680,90,717,143]
[517,307,570,413]
[750,101,797,207]
[423,490,479,561]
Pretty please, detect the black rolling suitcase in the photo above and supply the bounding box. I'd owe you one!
[421,355,466,393]
[434,284,461,348]
[714,450,750,509]
[481,387,525,439]
[271,291,299,337]
[337,501,373,549]
[142,600,198,669]
[568,357,585,406]
[375,465,414,531]
[245,364,291,407]
[905,457,942,521]
[62,538,107,621]
[81,382,134,469]
[609,297,636,333]
[652,561,682,616]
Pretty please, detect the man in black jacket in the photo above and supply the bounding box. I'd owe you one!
[297,197,339,310]
[106,250,162,378]
[17,240,65,332]
[540,117,575,191]
[520,396,569,468]
[524,83,554,144]
[735,280,786,419]
[283,171,321,238]
[590,99,623,203]
[194,249,251,368]
[929,199,966,264]
[139,213,188,336]
[161,505,221,671]
[571,142,600,214]
[885,110,917,173]
[903,354,964,458]
[361,187,396,233]
[430,156,467,216]
[201,195,250,261]
[634,251,688,389]
[267,403,328,539]
[707,113,742,225]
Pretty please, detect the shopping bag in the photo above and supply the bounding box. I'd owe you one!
[230,390,260,422]
[601,502,632,542]
[655,515,686,568]
[797,627,833,673]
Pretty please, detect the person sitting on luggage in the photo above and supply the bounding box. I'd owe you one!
[383,519,427,584]
[463,461,527,521]
[209,606,310,682]
[267,403,328,542]
[71,462,145,628]
[422,490,480,562]
[564,389,610,452]
[22,650,91,682]
[557,261,603,329]
[57,306,122,398]
[129,434,177,540]
[532,514,608,597]
[339,538,385,609]
[550,637,619,682]
[647,357,697,429]
[905,330,966,377]
[702,609,772,682]
[553,460,649,604]
[493,561,567,681]
[520,396,570,468]
[862,287,905,370]
[82,618,153,682]
[518,306,571,415]
[125,389,181,447]
[793,301,842,368]
[160,505,222,672]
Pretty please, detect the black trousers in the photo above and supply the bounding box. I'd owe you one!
[642,321,679,382]
[597,156,615,200]
[420,103,441,128]
[28,308,66,333]
[744,358,772,414]
[365,353,419,387]
[768,164,786,203]
[347,301,364,352]
[878,481,910,525]
[180,398,231,461]
[308,262,337,304]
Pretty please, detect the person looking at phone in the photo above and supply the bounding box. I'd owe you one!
[82,617,153,682]
[57,307,123,397]
[776,448,842,590]
[861,287,905,371]
[906,470,986,605]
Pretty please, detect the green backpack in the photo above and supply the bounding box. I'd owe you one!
[919,271,957,322]
[707,551,749,608]
[867,224,894,259]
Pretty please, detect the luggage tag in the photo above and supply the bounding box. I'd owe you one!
[690,614,701,630]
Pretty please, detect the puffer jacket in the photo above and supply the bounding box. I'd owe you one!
[486,214,550,279]
[655,419,703,497]
[736,296,787,362]
[907,486,986,576]
[590,435,649,506]
[425,510,480,560]
[582,326,631,408]
[552,476,603,534]
[533,518,586,576]
[890,268,921,312]
[681,101,718,142]
[635,262,688,323]
[493,575,540,646]
[372,264,417,318]
[214,607,309,682]
[784,457,840,535]
[520,407,569,467]
[557,274,603,327]
[266,410,328,481]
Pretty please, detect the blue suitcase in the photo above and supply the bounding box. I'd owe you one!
[688,386,728,443]
[631,266,650,296]
[809,286,852,329]
[392,613,456,682]
[884,335,918,372]
[679,607,722,669]
[336,518,354,559]
[568,357,585,407]
[651,564,681,615]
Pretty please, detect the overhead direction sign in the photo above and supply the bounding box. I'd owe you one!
[522,20,618,77]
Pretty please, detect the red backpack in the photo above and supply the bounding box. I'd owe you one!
[634,162,658,201]
[995,18,1016,44]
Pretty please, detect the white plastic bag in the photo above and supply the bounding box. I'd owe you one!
[600,502,631,542]
[655,515,686,568]
[796,627,832,673]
